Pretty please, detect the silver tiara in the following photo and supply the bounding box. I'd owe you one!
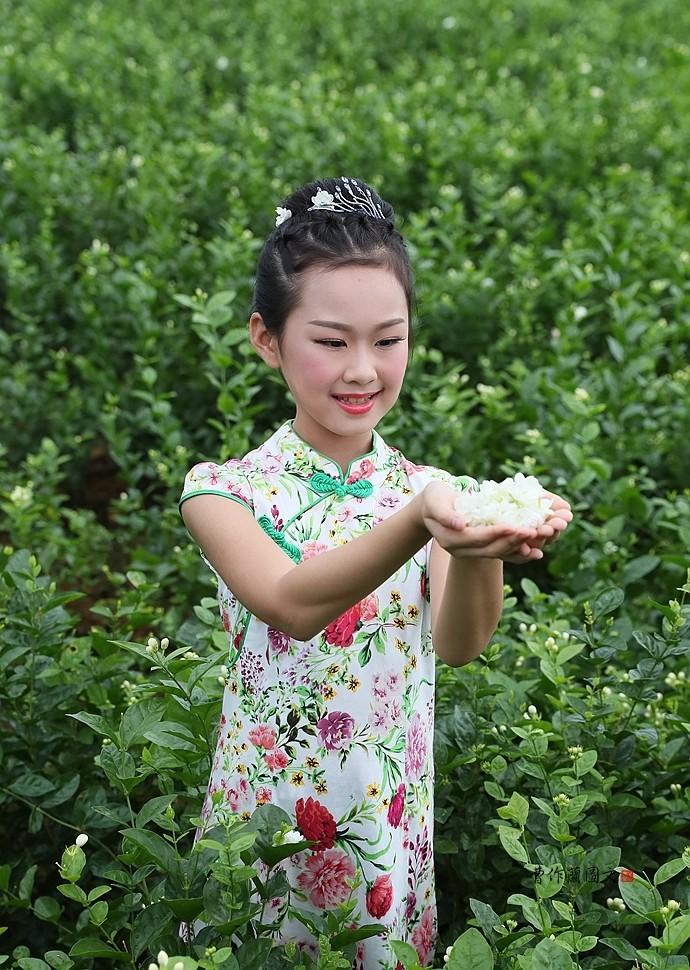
[275,177,386,227]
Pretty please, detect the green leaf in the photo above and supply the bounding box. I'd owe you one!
[389,940,422,969]
[121,828,178,874]
[617,871,663,918]
[528,863,565,899]
[68,939,129,960]
[89,900,108,925]
[132,902,173,959]
[447,928,494,969]
[497,792,529,826]
[532,938,575,969]
[508,894,551,932]
[57,883,87,904]
[498,826,529,863]
[232,938,274,970]
[44,951,74,970]
[591,587,624,620]
[663,914,690,949]
[574,750,597,777]
[330,923,387,948]
[33,896,61,921]
[654,858,687,886]
[600,936,642,960]
[17,960,51,970]
[120,698,165,749]
[44,952,74,970]
[67,711,119,743]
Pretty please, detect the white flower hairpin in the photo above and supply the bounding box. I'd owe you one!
[274,177,386,228]
[275,206,292,227]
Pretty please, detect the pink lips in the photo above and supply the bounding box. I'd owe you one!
[333,391,381,414]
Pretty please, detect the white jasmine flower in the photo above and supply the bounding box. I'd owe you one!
[589,86,604,98]
[183,650,199,660]
[157,952,169,968]
[668,899,681,912]
[75,833,88,847]
[444,944,454,963]
[149,964,157,970]
[174,964,184,970]
[573,305,588,321]
[216,55,229,71]
[574,386,590,401]
[454,473,554,528]
[275,206,291,226]
[442,16,456,29]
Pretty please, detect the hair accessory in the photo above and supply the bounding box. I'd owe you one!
[275,206,292,227]
[308,177,385,219]
[274,177,385,228]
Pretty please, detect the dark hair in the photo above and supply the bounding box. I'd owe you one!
[251,177,415,355]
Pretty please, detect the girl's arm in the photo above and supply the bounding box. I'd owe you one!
[181,492,432,641]
[428,547,504,667]
[279,495,431,640]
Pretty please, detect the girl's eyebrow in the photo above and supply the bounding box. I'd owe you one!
[306,318,407,331]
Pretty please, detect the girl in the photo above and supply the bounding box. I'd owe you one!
[179,176,572,969]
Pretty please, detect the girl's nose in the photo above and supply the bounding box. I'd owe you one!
[343,350,378,385]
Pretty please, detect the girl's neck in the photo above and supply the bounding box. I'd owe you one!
[290,417,375,476]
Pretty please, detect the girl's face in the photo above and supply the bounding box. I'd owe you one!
[250,264,410,469]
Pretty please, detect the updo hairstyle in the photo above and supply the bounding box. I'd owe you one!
[251,177,415,354]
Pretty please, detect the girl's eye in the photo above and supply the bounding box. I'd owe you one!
[315,338,404,348]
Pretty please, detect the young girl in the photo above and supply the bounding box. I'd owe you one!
[179,176,572,969]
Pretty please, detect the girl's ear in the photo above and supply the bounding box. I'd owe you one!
[249,312,282,370]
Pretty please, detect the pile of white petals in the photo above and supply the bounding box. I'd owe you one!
[454,473,554,528]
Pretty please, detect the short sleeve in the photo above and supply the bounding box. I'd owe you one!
[403,460,478,499]
[178,459,254,517]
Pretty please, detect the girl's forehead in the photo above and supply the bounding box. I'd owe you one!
[295,264,408,318]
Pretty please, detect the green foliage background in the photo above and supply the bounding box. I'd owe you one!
[1,0,689,966]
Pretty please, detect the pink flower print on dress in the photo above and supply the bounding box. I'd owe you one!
[317,711,355,751]
[225,776,250,812]
[405,713,427,780]
[255,787,272,805]
[387,783,405,828]
[366,873,394,918]
[380,488,401,510]
[346,458,375,483]
[335,507,353,524]
[359,592,379,622]
[405,890,417,919]
[268,627,290,655]
[301,539,330,560]
[412,905,436,964]
[324,602,361,647]
[263,453,284,474]
[401,458,426,475]
[264,748,289,772]
[248,724,277,749]
[297,848,355,908]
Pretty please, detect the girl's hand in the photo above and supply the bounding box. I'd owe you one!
[420,483,573,563]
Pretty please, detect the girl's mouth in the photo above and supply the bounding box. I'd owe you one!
[332,391,381,413]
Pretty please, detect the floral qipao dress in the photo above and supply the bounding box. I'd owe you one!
[179,420,476,969]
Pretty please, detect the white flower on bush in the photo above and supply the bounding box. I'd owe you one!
[454,473,554,528]
[75,833,88,847]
